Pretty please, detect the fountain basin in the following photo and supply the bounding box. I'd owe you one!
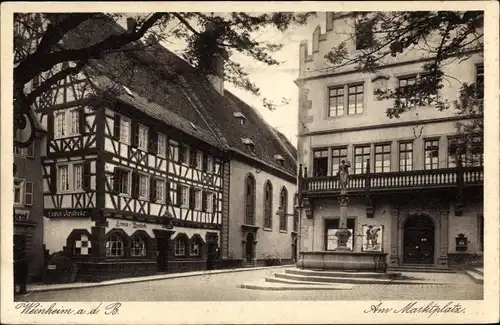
[298,251,388,273]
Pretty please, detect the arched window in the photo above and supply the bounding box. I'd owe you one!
[190,237,202,257]
[131,235,147,257]
[263,181,273,229]
[279,187,288,231]
[244,174,256,225]
[106,233,125,257]
[174,235,188,257]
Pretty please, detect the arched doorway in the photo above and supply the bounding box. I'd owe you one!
[245,233,254,262]
[403,215,435,264]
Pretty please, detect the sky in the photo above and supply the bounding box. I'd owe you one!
[141,13,326,148]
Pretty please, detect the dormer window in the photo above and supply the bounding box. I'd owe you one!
[241,137,255,153]
[233,112,247,125]
[274,154,285,167]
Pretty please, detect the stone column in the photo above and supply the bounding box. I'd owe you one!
[437,209,449,268]
[389,207,399,267]
[335,193,351,251]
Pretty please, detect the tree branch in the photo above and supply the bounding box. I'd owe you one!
[14,13,167,90]
[25,60,87,105]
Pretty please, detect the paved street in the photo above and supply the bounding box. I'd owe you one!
[16,268,483,301]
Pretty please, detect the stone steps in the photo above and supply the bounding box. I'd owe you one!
[464,268,484,284]
[264,276,353,288]
[240,279,353,291]
[286,268,401,279]
[387,265,455,273]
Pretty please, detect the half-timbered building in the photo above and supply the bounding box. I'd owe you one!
[21,15,298,282]
[38,18,226,281]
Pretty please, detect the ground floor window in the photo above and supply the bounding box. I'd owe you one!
[190,239,201,257]
[106,234,124,257]
[131,236,147,257]
[175,237,187,256]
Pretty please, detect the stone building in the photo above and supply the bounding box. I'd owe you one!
[295,12,483,270]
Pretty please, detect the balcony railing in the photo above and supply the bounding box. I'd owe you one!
[301,166,483,195]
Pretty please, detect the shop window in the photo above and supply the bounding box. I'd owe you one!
[106,233,125,257]
[175,236,187,256]
[190,238,201,257]
[131,235,147,257]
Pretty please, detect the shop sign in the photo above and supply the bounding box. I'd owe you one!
[113,219,149,230]
[45,209,91,218]
[14,209,30,222]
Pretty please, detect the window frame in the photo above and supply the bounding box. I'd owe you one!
[119,117,131,145]
[116,168,132,196]
[193,188,203,211]
[54,108,80,139]
[328,86,345,117]
[312,148,329,177]
[354,145,371,175]
[195,150,203,170]
[331,147,348,175]
[13,179,24,205]
[205,191,214,213]
[190,238,201,257]
[347,84,364,115]
[157,133,167,157]
[154,178,166,203]
[179,185,189,208]
[279,187,288,232]
[245,174,256,225]
[263,181,273,230]
[174,236,187,257]
[105,233,125,257]
[399,141,413,171]
[424,138,440,170]
[137,173,149,200]
[137,124,149,151]
[374,143,391,173]
[130,235,147,257]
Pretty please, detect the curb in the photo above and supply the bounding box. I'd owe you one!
[28,265,294,293]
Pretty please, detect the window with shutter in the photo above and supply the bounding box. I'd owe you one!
[202,191,207,211]
[190,148,197,167]
[24,182,33,206]
[49,165,57,192]
[14,179,23,205]
[78,107,85,135]
[113,114,121,140]
[189,187,195,209]
[150,177,156,202]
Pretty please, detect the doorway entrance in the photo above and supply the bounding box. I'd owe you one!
[245,233,254,262]
[292,237,297,262]
[156,237,169,272]
[403,215,435,264]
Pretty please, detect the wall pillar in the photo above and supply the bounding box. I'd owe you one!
[437,209,449,268]
[389,207,399,267]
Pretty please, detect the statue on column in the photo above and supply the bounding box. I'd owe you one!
[337,160,351,194]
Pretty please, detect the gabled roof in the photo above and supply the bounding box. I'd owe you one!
[63,16,297,177]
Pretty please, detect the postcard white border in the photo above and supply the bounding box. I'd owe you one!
[1,1,499,324]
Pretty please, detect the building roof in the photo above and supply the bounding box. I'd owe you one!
[62,16,297,177]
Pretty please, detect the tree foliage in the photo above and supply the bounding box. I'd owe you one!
[13,11,316,115]
[325,11,483,117]
[324,11,484,163]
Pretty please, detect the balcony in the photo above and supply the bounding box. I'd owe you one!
[300,166,483,197]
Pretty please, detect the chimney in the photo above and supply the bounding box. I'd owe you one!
[127,17,137,33]
[202,22,228,96]
[206,48,228,96]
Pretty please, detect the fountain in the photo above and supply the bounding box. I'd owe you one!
[297,160,388,273]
